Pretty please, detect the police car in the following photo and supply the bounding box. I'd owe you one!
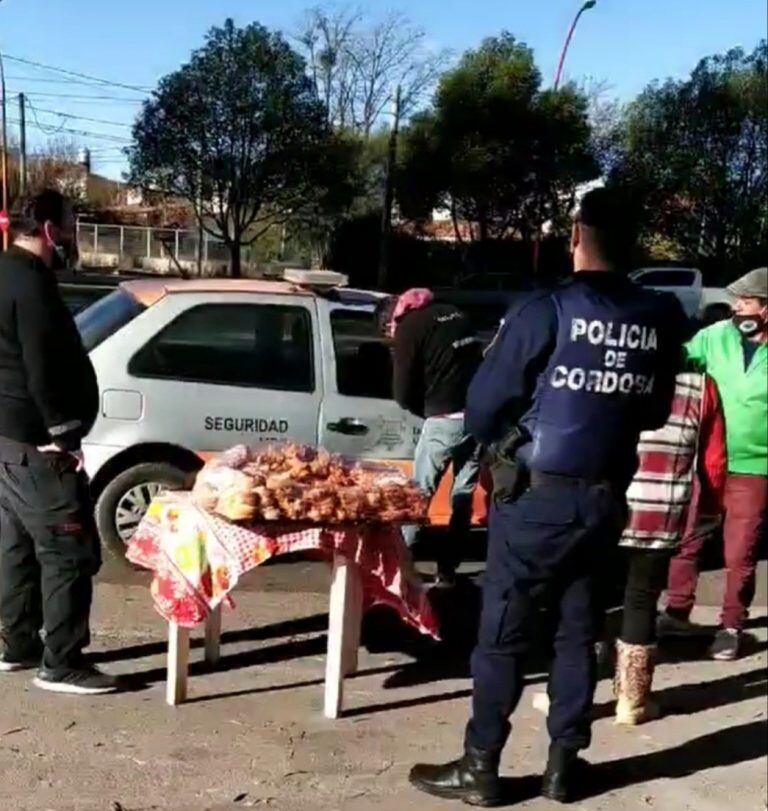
[75,271,487,560]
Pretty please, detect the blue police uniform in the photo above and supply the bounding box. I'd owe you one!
[464,271,683,755]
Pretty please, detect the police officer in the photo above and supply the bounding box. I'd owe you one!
[0,190,118,694]
[409,188,684,805]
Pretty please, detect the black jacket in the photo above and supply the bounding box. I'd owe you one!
[393,302,482,419]
[0,246,99,452]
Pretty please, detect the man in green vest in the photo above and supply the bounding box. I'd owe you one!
[659,267,767,660]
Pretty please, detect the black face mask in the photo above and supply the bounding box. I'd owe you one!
[732,312,767,338]
[50,239,77,271]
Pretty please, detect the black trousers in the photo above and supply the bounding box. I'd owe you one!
[621,548,671,645]
[466,480,624,754]
[0,453,101,670]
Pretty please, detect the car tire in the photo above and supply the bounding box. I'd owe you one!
[95,462,194,563]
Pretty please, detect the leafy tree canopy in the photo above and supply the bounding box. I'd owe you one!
[128,19,343,275]
[614,41,768,275]
[397,33,598,243]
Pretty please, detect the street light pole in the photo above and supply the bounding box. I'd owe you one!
[554,0,597,89]
[532,0,597,274]
[0,37,8,250]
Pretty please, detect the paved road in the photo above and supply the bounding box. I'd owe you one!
[0,583,764,811]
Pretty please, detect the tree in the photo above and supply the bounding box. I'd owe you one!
[296,6,451,138]
[397,33,598,248]
[613,42,768,275]
[6,138,86,205]
[128,19,339,277]
[284,129,369,267]
[582,77,624,175]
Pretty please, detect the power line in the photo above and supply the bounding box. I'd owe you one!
[6,90,145,104]
[6,74,113,87]
[17,99,133,144]
[8,116,132,144]
[3,54,151,94]
[30,106,134,130]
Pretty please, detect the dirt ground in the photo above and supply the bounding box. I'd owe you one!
[0,564,765,811]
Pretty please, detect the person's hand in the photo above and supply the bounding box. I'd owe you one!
[37,444,85,473]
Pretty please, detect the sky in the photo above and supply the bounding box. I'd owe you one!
[1,0,765,179]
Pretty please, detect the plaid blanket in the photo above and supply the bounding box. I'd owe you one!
[621,372,726,550]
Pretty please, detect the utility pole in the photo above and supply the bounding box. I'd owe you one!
[18,92,26,196]
[377,84,402,291]
[0,42,8,251]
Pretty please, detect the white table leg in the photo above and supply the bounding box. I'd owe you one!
[166,622,190,706]
[204,604,222,666]
[324,554,364,719]
[342,564,363,678]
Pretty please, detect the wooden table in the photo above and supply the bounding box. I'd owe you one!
[165,553,364,719]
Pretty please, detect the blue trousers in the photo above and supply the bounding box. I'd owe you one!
[466,480,623,753]
[402,416,480,574]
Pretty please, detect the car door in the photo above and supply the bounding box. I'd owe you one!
[89,291,322,456]
[315,300,422,460]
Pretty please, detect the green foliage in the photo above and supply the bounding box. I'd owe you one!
[128,19,341,276]
[614,41,768,275]
[397,33,598,242]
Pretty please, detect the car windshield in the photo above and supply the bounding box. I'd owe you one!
[76,289,146,352]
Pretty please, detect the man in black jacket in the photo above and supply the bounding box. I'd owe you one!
[378,289,482,585]
[0,190,118,694]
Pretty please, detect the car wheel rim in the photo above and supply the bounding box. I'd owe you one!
[115,482,164,543]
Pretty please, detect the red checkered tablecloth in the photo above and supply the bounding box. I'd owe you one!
[126,493,439,638]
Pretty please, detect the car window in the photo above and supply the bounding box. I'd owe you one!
[129,303,314,392]
[331,309,393,400]
[76,289,146,351]
[635,270,696,287]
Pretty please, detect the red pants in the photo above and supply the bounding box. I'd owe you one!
[666,473,768,630]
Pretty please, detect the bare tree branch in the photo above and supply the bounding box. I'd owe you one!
[294,5,452,138]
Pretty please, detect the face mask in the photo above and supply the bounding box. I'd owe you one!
[732,312,767,338]
[44,223,76,270]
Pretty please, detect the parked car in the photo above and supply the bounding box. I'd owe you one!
[630,267,733,324]
[60,272,122,314]
[75,275,488,560]
[61,283,115,315]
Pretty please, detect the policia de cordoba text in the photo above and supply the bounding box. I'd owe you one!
[550,318,659,395]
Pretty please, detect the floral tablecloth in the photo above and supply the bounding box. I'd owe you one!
[126,492,439,638]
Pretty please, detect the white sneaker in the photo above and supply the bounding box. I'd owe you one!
[32,664,120,695]
[709,628,742,661]
[0,650,41,673]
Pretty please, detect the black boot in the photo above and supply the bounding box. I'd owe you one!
[541,744,585,804]
[409,745,502,807]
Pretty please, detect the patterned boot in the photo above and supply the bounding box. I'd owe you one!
[614,639,660,725]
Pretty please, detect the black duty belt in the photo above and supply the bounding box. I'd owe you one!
[529,470,615,492]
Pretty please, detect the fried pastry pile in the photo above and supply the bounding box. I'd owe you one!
[192,443,428,525]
